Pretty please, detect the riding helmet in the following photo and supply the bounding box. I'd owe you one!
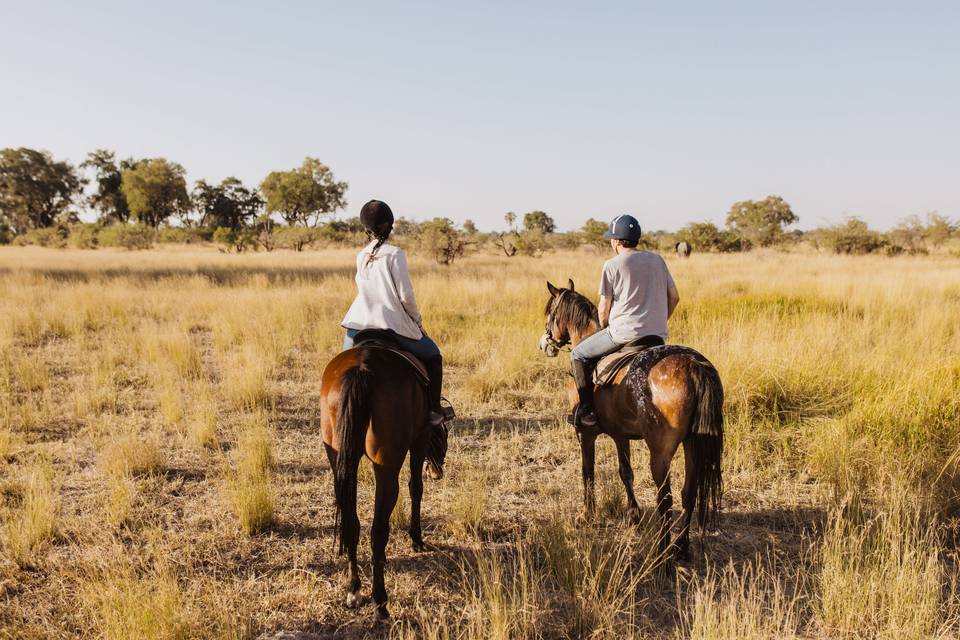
[602,214,642,242]
[360,200,394,237]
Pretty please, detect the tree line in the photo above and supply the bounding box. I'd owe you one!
[1,147,956,259]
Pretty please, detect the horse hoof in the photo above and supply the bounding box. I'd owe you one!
[628,508,642,526]
[411,539,426,552]
[344,592,361,609]
[374,606,390,623]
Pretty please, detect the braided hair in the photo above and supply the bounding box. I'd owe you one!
[360,200,395,266]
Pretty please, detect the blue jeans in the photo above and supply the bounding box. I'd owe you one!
[570,328,623,363]
[343,328,441,360]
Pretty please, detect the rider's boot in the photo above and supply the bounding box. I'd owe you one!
[425,355,455,426]
[568,358,598,428]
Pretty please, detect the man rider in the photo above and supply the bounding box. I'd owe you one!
[569,214,680,428]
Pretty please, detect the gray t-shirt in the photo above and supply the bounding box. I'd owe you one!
[599,251,676,343]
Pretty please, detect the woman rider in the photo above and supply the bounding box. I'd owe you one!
[341,199,455,427]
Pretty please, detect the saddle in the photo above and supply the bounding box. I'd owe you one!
[593,335,665,386]
[350,329,429,387]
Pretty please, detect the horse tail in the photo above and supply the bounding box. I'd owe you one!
[333,359,373,556]
[688,358,724,530]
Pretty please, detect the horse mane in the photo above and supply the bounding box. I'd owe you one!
[546,288,599,335]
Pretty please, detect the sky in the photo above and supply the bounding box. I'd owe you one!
[2,1,958,231]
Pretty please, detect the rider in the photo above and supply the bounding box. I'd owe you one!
[341,199,455,427]
[569,214,680,428]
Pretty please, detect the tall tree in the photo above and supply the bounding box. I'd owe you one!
[81,149,135,224]
[121,159,191,227]
[725,195,797,248]
[523,210,555,234]
[260,157,347,226]
[0,147,82,234]
[193,177,264,231]
[80,149,137,224]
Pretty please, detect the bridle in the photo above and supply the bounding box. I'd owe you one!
[543,290,571,352]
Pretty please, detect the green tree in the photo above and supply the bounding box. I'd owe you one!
[260,157,347,226]
[675,221,744,253]
[81,149,135,224]
[725,195,797,248]
[523,210,555,234]
[419,217,466,265]
[462,219,478,234]
[0,147,83,235]
[192,177,263,231]
[121,159,191,227]
[582,218,608,248]
[504,211,517,231]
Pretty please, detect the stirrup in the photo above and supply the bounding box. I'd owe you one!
[439,398,456,421]
[566,404,597,429]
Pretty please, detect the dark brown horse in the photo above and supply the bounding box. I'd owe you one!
[540,280,723,559]
[320,346,448,621]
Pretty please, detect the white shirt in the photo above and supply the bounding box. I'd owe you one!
[599,251,675,343]
[341,241,424,340]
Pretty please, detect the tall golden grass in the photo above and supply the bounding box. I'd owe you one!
[0,244,958,638]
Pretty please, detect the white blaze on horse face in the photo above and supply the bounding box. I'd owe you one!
[539,333,559,357]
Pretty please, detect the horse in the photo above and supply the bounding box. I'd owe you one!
[539,279,722,559]
[320,344,449,621]
[675,241,692,258]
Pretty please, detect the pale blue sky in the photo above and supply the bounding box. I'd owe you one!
[2,1,958,231]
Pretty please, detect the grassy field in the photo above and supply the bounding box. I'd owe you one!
[1,244,959,639]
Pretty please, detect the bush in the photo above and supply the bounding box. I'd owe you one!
[273,226,320,251]
[675,222,744,253]
[0,220,12,245]
[816,218,886,255]
[419,217,467,265]
[12,226,68,248]
[98,224,156,250]
[69,223,100,249]
[514,229,550,256]
[157,226,208,244]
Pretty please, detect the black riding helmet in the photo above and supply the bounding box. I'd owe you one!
[360,200,394,240]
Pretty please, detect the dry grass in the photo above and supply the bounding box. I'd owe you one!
[0,244,958,638]
[2,460,59,567]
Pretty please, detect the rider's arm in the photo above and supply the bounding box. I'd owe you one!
[391,250,423,327]
[598,295,613,328]
[667,285,680,319]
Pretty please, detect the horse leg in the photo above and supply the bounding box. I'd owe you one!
[325,443,362,607]
[371,464,400,622]
[676,440,696,560]
[614,438,641,524]
[649,447,674,558]
[408,437,427,551]
[580,431,597,517]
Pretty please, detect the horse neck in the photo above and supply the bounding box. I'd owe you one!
[568,318,601,348]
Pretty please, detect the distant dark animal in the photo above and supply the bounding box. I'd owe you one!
[320,343,448,621]
[539,280,723,560]
[675,241,692,258]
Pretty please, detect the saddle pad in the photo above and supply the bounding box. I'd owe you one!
[593,338,663,386]
[352,343,430,387]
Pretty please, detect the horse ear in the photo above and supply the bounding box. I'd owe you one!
[567,279,575,291]
[547,281,560,297]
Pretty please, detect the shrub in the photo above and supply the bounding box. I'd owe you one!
[98,224,156,250]
[675,221,745,253]
[272,226,319,251]
[816,218,886,254]
[514,229,550,257]
[0,220,12,244]
[69,223,100,249]
[12,226,69,248]
[419,217,468,265]
[156,226,208,244]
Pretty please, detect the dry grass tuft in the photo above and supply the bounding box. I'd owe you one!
[2,461,59,566]
[229,411,275,534]
[102,431,165,479]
